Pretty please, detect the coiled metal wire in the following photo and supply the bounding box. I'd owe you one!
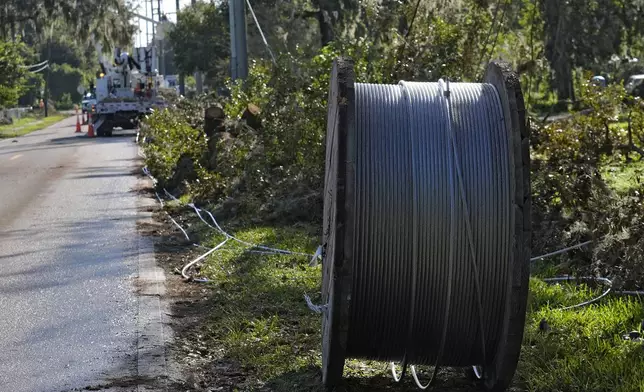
[346,81,512,368]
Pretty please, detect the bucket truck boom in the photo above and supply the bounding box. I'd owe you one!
[89,36,167,137]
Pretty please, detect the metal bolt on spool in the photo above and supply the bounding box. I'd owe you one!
[320,58,531,391]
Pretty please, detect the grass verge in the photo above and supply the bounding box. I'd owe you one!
[0,114,68,138]
[520,279,644,392]
[161,203,644,392]
[602,158,644,193]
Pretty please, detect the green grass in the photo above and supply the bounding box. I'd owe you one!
[0,114,68,138]
[599,121,644,193]
[601,159,644,193]
[520,279,644,392]
[189,218,644,392]
[196,223,325,390]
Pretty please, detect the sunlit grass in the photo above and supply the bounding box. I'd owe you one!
[601,158,644,193]
[0,114,68,138]
[190,220,644,391]
[519,279,644,392]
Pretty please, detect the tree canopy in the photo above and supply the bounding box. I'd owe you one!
[163,0,644,104]
[168,2,231,84]
[0,0,139,108]
[0,0,136,50]
[0,39,30,108]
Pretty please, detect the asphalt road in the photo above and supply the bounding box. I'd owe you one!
[0,117,149,392]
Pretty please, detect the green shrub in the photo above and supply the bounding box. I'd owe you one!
[530,78,644,289]
[142,41,388,218]
[142,37,644,288]
[55,93,74,110]
[141,108,208,187]
[49,63,84,103]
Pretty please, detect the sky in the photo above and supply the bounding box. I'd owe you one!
[132,0,194,47]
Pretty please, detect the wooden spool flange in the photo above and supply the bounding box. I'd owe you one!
[321,57,355,389]
[477,60,532,391]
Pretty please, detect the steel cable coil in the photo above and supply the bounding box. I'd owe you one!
[321,59,531,391]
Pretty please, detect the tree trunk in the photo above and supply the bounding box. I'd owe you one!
[10,14,16,41]
[316,10,334,46]
[543,0,575,102]
[551,60,574,102]
[313,0,360,46]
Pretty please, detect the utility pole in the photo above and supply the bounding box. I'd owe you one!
[177,0,185,95]
[150,0,155,40]
[44,39,51,117]
[44,25,53,117]
[192,0,203,93]
[229,0,248,81]
[145,0,149,46]
[158,0,165,78]
[151,0,156,72]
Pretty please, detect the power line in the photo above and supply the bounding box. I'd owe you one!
[487,0,509,61]
[392,0,423,76]
[245,0,276,65]
[478,0,510,80]
[29,63,50,73]
[20,59,48,69]
[476,0,503,77]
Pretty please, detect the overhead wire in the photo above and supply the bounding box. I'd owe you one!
[487,1,509,63]
[245,0,277,65]
[392,0,423,77]
[20,59,49,69]
[29,63,50,74]
[478,0,510,80]
[476,0,503,73]
[530,222,644,262]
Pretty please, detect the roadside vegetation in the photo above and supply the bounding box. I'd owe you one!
[0,113,67,138]
[136,0,644,391]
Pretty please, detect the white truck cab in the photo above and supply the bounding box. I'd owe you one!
[81,92,97,113]
[90,45,167,137]
[625,74,644,96]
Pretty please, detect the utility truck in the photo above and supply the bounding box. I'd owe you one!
[81,92,96,114]
[626,74,644,98]
[90,39,167,137]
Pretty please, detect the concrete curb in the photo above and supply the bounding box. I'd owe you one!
[136,176,170,391]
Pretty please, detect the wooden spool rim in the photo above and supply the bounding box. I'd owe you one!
[321,57,356,389]
[479,60,531,391]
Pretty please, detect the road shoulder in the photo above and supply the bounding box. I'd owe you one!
[0,113,70,138]
[134,172,173,391]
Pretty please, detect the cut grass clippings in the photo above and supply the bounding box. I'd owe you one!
[0,114,67,138]
[183,218,644,392]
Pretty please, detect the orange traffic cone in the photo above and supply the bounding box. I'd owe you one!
[75,111,82,133]
[87,122,95,138]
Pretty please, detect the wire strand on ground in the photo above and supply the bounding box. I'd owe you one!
[141,166,314,283]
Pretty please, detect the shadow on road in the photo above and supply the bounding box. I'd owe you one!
[0,132,139,159]
[50,132,137,145]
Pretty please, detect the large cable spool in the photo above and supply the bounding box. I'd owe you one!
[320,58,531,391]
